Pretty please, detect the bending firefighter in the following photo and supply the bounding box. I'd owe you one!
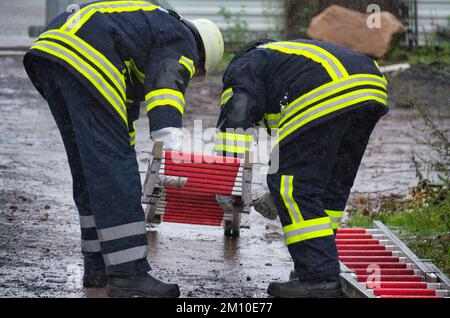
[23,1,223,297]
[215,39,388,297]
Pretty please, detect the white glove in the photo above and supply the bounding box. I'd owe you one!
[216,195,242,214]
[150,127,183,151]
[252,192,278,220]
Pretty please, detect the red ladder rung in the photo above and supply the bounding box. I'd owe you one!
[337,244,385,250]
[345,262,407,269]
[336,239,379,245]
[338,250,392,256]
[340,256,399,263]
[357,275,422,282]
[373,288,436,296]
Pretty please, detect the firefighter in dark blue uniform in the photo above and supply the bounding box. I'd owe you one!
[23,1,224,297]
[215,39,388,297]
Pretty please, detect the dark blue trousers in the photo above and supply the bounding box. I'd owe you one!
[38,61,150,275]
[268,105,384,281]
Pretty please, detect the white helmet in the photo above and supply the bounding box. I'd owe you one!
[190,19,224,73]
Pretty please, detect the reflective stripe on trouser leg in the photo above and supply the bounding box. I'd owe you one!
[80,215,101,253]
[279,175,334,245]
[98,221,148,266]
[325,209,343,230]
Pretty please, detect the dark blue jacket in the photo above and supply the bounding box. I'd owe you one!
[24,1,199,135]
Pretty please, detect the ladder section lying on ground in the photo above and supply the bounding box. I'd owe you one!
[141,141,252,237]
[339,221,450,298]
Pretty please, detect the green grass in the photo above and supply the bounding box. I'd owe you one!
[384,41,450,65]
[347,183,450,276]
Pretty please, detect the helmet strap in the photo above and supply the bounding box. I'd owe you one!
[166,9,206,73]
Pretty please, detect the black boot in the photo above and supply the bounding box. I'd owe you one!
[267,275,342,298]
[107,273,180,298]
[289,269,298,281]
[83,267,107,288]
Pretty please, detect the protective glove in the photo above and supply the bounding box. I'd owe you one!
[252,192,278,220]
[216,195,243,214]
[150,127,183,151]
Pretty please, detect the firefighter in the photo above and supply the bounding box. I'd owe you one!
[23,1,223,298]
[215,39,388,297]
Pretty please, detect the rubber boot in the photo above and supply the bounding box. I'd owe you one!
[83,268,107,288]
[107,273,180,298]
[267,275,343,298]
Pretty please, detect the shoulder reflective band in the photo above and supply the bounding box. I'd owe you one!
[220,88,233,106]
[264,113,280,129]
[179,56,196,79]
[283,216,334,245]
[261,42,349,80]
[103,245,148,266]
[125,58,145,84]
[214,132,253,154]
[61,1,157,34]
[31,40,128,126]
[276,88,387,145]
[325,209,343,230]
[279,74,388,127]
[145,88,185,114]
[39,29,126,101]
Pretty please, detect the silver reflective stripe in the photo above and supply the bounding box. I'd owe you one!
[81,239,101,252]
[145,94,185,108]
[66,2,154,32]
[97,221,146,242]
[281,76,387,123]
[103,245,148,266]
[221,91,233,104]
[179,56,195,75]
[280,91,387,136]
[223,151,245,159]
[284,223,333,239]
[330,217,341,223]
[79,215,96,228]
[43,30,126,98]
[268,43,345,78]
[34,42,126,117]
[266,119,279,128]
[282,176,301,223]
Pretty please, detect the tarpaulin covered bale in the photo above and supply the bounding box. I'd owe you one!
[307,5,406,58]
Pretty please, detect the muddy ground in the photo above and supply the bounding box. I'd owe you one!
[0,57,448,297]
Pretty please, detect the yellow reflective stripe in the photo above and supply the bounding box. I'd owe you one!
[145,89,185,114]
[264,113,281,129]
[325,210,343,229]
[39,30,126,100]
[179,56,195,78]
[283,216,334,245]
[31,41,127,125]
[276,89,387,145]
[125,59,145,84]
[220,88,233,105]
[262,42,349,80]
[129,131,136,137]
[214,132,252,154]
[280,175,303,223]
[214,144,248,154]
[216,132,253,142]
[62,1,157,34]
[279,74,387,126]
